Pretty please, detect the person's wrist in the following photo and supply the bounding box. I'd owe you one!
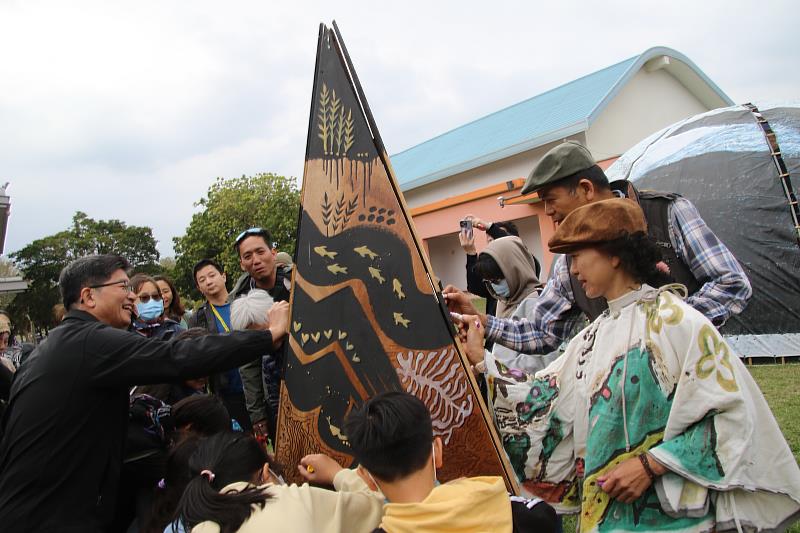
[466,349,483,365]
[645,453,668,476]
[329,466,347,487]
[269,325,286,342]
[639,453,662,481]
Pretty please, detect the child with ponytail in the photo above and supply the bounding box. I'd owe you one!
[174,432,382,533]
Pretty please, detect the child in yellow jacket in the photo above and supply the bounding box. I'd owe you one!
[301,391,557,533]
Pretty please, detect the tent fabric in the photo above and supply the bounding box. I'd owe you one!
[606,102,800,356]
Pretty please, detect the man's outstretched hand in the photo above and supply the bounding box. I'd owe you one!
[442,285,479,316]
[268,301,290,345]
[461,314,486,366]
[443,286,489,345]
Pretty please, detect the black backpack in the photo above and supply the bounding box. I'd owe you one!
[125,393,174,463]
[510,495,559,533]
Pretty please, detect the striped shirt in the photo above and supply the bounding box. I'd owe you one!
[486,197,752,354]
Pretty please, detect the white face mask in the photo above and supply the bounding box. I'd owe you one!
[366,442,438,501]
[490,279,511,298]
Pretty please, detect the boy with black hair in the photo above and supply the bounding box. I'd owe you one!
[302,391,557,533]
[188,258,252,432]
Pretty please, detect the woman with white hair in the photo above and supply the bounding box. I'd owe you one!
[232,289,274,332]
[231,290,282,446]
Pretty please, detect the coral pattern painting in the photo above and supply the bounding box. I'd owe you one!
[275,23,515,490]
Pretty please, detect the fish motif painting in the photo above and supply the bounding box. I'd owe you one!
[274,22,516,490]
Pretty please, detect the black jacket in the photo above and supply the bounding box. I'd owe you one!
[0,310,275,532]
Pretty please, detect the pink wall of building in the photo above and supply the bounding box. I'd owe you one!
[411,192,557,280]
[408,155,619,285]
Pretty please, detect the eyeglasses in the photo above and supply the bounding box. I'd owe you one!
[234,227,268,247]
[137,292,163,303]
[89,279,133,292]
[483,279,504,293]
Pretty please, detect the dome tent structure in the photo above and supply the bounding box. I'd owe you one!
[606,102,800,358]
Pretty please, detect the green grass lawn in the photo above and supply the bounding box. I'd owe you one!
[748,364,800,464]
[561,363,800,532]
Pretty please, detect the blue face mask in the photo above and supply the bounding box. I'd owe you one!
[137,299,164,322]
[490,279,511,298]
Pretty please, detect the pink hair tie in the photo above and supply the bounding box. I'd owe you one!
[200,469,216,483]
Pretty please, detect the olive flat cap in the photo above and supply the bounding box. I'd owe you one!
[521,141,596,195]
[275,251,293,266]
[548,198,647,254]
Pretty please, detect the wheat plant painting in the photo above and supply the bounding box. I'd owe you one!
[274,23,516,490]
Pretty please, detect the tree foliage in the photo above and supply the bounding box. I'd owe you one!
[0,259,20,311]
[8,212,160,334]
[173,173,300,300]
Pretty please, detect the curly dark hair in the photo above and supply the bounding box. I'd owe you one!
[597,231,673,288]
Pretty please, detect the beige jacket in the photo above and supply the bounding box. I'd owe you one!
[481,236,541,318]
[193,469,384,533]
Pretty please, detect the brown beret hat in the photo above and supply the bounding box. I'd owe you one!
[548,198,647,254]
[521,141,596,195]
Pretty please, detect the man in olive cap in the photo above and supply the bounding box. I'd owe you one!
[445,140,751,356]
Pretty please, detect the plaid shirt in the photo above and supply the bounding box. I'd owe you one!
[486,197,752,354]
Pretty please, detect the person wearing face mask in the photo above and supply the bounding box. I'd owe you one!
[474,237,559,374]
[130,274,184,340]
[300,391,558,533]
[462,199,800,532]
[0,254,290,532]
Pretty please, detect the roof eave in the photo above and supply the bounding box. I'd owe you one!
[399,121,588,192]
[586,46,734,126]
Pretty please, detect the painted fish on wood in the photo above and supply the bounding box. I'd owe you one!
[275,22,517,491]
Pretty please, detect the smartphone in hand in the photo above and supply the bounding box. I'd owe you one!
[459,219,473,240]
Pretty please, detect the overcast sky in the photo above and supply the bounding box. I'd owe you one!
[1,0,797,258]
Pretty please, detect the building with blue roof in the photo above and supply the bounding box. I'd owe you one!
[397,47,732,289]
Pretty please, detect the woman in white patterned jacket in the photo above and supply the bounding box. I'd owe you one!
[462,198,800,532]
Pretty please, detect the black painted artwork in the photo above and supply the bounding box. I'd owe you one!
[275,22,516,491]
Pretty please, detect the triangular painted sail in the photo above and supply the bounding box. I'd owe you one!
[275,22,516,490]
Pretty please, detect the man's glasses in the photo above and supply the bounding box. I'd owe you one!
[234,227,268,246]
[137,292,163,304]
[89,280,133,293]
